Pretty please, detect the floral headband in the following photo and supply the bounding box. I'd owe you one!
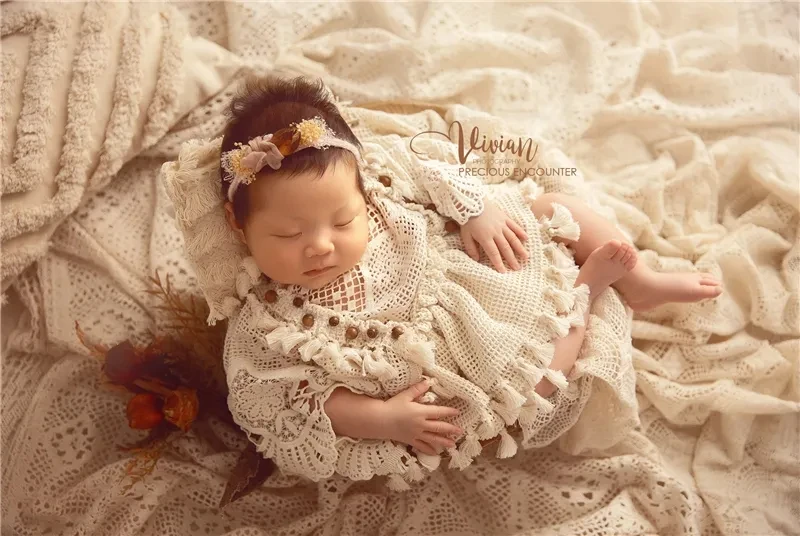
[220,116,362,202]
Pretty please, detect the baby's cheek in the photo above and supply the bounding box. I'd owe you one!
[273,247,301,273]
[252,242,291,279]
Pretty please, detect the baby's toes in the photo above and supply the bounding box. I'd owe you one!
[606,240,626,261]
[623,248,638,270]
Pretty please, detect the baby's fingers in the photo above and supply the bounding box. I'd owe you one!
[461,232,481,262]
[419,432,456,450]
[506,218,528,242]
[480,238,506,273]
[495,236,520,270]
[422,418,463,437]
[411,439,440,456]
[503,227,529,264]
[424,404,461,421]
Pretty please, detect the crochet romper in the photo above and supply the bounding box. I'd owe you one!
[221,136,590,490]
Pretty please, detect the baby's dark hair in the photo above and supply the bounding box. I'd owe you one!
[220,75,364,225]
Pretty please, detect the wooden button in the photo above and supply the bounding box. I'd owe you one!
[345,327,359,340]
[328,316,340,327]
[367,327,378,339]
[391,326,404,339]
[264,290,278,303]
[302,314,314,328]
[378,175,392,187]
[444,220,460,233]
[292,297,304,308]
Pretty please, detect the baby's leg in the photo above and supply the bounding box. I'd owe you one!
[529,193,722,312]
[534,240,637,397]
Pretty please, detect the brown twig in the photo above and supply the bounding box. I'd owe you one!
[74,322,109,362]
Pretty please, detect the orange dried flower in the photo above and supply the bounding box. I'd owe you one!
[162,387,199,432]
[127,393,164,430]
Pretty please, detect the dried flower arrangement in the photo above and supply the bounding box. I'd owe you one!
[75,271,275,508]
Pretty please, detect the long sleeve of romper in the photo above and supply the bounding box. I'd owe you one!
[223,293,429,489]
[364,136,487,225]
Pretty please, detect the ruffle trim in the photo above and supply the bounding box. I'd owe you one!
[235,373,424,489]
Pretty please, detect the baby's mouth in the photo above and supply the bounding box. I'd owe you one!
[304,266,333,277]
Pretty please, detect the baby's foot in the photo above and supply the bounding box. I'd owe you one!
[577,240,638,297]
[620,271,723,312]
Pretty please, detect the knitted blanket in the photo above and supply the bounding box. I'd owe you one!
[2,2,798,535]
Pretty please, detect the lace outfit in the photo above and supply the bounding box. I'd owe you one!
[220,136,591,489]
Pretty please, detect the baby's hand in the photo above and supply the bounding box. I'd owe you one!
[379,379,463,456]
[460,199,528,272]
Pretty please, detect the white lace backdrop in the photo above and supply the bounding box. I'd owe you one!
[2,2,798,535]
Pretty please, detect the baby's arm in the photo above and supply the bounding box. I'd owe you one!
[325,381,463,456]
[324,386,387,439]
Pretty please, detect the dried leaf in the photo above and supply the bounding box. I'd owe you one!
[219,442,276,508]
[271,127,301,156]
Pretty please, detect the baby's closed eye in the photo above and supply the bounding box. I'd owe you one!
[335,216,356,228]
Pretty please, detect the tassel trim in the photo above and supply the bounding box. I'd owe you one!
[476,419,497,438]
[405,458,426,482]
[461,432,483,459]
[297,338,323,363]
[539,203,581,242]
[497,380,527,409]
[258,299,402,380]
[397,333,437,370]
[497,428,518,459]
[416,452,441,472]
[518,404,538,428]
[515,359,545,391]
[542,369,568,390]
[546,286,576,314]
[447,447,473,470]
[387,474,411,491]
[539,312,573,339]
[529,390,555,412]
[573,284,590,317]
[518,178,544,204]
[362,350,396,381]
[490,400,520,426]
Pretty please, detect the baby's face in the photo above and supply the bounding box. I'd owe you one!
[233,161,369,290]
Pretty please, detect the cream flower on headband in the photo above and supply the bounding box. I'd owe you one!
[239,134,284,176]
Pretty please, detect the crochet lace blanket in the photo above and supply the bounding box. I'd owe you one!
[2,2,798,536]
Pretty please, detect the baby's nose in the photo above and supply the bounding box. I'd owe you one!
[306,236,334,257]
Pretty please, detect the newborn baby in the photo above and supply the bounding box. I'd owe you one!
[166,74,722,489]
